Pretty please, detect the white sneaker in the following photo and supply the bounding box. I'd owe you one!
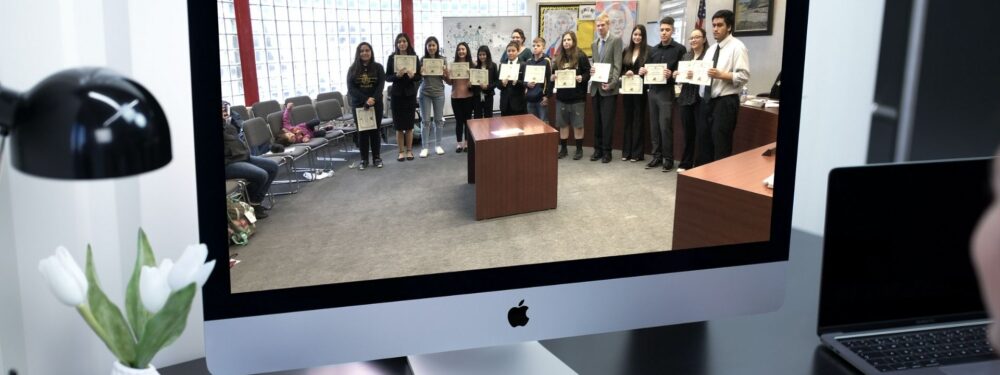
[435,146,445,155]
[419,148,429,158]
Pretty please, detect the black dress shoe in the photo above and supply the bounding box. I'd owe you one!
[645,158,662,169]
[573,148,584,160]
[558,148,568,159]
[590,152,602,161]
[601,155,612,163]
[662,160,675,172]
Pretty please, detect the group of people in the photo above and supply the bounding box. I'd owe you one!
[340,9,749,172]
[220,9,752,217]
[580,9,750,171]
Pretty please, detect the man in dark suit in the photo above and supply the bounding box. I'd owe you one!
[589,13,623,163]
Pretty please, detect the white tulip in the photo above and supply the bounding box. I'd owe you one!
[38,246,88,307]
[167,244,216,291]
[139,259,173,313]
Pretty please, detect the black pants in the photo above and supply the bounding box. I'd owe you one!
[697,94,738,165]
[622,94,646,159]
[679,99,702,168]
[593,94,617,155]
[452,97,475,142]
[473,94,494,119]
[354,103,384,162]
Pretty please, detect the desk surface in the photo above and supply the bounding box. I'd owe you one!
[161,231,861,375]
[468,114,557,141]
[681,142,776,198]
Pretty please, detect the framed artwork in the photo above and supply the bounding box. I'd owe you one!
[733,0,774,36]
[538,3,596,57]
[596,1,638,47]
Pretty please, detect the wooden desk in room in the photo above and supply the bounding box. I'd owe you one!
[467,115,559,220]
[671,142,776,250]
[545,97,778,157]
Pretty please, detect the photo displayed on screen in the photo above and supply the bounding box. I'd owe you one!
[219,1,785,294]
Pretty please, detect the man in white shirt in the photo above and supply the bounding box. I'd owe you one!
[697,9,750,165]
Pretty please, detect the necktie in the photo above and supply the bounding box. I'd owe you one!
[703,45,721,101]
[598,39,605,60]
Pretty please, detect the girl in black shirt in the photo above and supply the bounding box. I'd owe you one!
[471,45,498,119]
[385,33,421,162]
[347,42,387,170]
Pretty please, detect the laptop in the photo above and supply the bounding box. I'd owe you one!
[818,157,999,374]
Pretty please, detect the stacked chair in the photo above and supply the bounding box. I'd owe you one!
[284,95,312,107]
[251,100,282,120]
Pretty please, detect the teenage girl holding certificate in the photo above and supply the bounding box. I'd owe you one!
[471,45,498,121]
[418,36,446,158]
[550,31,590,160]
[386,33,421,162]
[621,25,650,162]
[346,42,386,170]
[444,42,474,152]
[673,27,709,171]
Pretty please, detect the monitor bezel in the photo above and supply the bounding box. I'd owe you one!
[193,0,807,321]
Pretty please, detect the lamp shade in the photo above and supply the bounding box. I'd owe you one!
[5,68,171,179]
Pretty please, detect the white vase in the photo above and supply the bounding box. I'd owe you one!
[111,361,159,375]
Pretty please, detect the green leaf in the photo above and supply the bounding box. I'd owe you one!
[85,245,137,365]
[134,284,196,369]
[126,229,157,341]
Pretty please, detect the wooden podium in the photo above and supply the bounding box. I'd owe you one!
[672,143,776,249]
[467,115,559,220]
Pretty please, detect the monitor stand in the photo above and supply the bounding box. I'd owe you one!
[407,341,576,375]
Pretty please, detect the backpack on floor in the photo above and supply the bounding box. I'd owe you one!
[227,195,257,245]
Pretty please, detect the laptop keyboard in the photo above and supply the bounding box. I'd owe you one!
[839,324,997,372]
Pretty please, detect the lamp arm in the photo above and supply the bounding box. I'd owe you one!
[0,83,20,136]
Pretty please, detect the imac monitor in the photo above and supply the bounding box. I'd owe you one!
[194,1,810,373]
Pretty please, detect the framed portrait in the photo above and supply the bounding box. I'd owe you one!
[733,0,774,36]
[538,3,596,57]
[596,1,638,47]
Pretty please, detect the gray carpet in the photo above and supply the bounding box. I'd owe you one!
[230,128,678,293]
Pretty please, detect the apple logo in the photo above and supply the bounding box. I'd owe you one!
[507,299,529,327]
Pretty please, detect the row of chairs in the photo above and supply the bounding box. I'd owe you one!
[233,92,353,125]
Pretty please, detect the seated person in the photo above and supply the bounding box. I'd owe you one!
[223,101,279,218]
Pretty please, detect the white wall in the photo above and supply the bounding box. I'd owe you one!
[791,0,884,235]
[0,1,202,374]
[0,0,883,373]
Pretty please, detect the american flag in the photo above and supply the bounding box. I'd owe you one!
[695,0,706,29]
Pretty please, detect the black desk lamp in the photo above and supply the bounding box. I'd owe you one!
[0,68,171,179]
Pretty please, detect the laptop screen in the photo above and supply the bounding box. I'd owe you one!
[817,157,994,334]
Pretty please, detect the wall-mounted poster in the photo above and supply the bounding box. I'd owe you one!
[579,5,596,20]
[443,16,532,66]
[596,1,638,47]
[540,5,581,57]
